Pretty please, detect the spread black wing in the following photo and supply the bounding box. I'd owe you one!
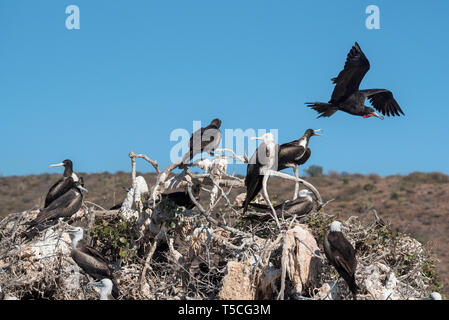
[361,89,404,117]
[330,42,370,104]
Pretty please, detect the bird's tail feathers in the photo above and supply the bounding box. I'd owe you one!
[111,279,121,299]
[305,102,338,118]
[348,276,360,299]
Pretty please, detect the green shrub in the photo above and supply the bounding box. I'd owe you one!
[91,214,138,264]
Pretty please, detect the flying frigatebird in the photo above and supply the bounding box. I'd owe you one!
[306,42,404,119]
[22,177,88,240]
[185,118,222,162]
[324,221,360,300]
[66,227,121,299]
[89,279,115,300]
[45,159,79,207]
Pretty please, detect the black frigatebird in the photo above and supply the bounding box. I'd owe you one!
[161,184,201,210]
[242,129,321,211]
[306,42,404,119]
[45,159,79,207]
[242,133,281,230]
[186,118,222,162]
[22,177,88,240]
[324,221,360,300]
[278,128,322,199]
[66,227,121,299]
[110,184,201,210]
[245,189,314,221]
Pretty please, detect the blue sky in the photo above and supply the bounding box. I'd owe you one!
[1,0,448,177]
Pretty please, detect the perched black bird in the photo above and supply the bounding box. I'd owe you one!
[110,184,201,210]
[278,129,322,171]
[245,189,314,220]
[45,159,79,207]
[22,177,87,240]
[306,42,404,119]
[67,227,121,299]
[242,133,278,214]
[324,221,360,300]
[242,129,320,212]
[161,184,201,209]
[187,118,222,162]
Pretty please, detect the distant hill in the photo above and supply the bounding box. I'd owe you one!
[1,170,448,295]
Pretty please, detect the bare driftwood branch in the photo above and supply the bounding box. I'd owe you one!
[129,151,161,174]
[266,170,324,209]
[186,182,256,239]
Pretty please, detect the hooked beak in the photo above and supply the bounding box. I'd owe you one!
[364,112,384,120]
[77,185,89,193]
[313,129,323,136]
[49,162,65,168]
[89,281,102,288]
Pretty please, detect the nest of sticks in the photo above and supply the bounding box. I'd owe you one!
[0,150,442,300]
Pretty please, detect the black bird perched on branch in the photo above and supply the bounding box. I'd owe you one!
[22,177,88,240]
[245,189,314,221]
[161,184,201,210]
[278,129,322,171]
[186,118,222,162]
[242,133,282,228]
[110,184,201,210]
[242,129,321,211]
[66,227,121,299]
[306,42,404,119]
[45,159,79,207]
[324,221,360,300]
[278,128,322,199]
[242,133,279,215]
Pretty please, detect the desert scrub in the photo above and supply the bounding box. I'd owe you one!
[300,209,335,244]
[90,213,138,264]
[157,196,190,232]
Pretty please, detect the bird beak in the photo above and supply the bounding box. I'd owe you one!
[89,281,102,288]
[371,112,384,120]
[250,137,262,141]
[313,129,323,136]
[49,162,65,168]
[78,185,89,193]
